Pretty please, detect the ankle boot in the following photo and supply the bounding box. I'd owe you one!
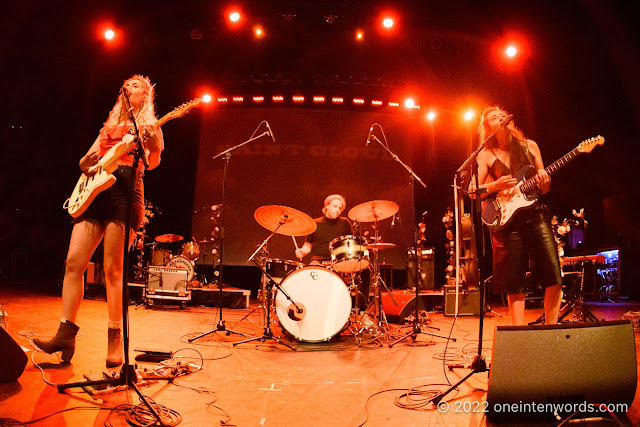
[106,327,123,368]
[33,320,80,363]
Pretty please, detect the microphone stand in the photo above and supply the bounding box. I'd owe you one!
[189,123,272,343]
[365,131,448,345]
[58,89,169,425]
[432,118,512,406]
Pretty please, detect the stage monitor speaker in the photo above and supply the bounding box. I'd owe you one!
[444,285,479,316]
[487,320,637,420]
[0,327,28,382]
[407,248,435,290]
[381,290,442,323]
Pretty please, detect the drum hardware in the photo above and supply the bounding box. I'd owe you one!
[348,200,400,346]
[233,205,316,348]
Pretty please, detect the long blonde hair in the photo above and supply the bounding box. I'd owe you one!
[103,74,157,129]
[478,105,525,146]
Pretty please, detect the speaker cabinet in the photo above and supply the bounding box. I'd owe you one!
[487,320,637,420]
[381,290,443,323]
[0,327,27,382]
[444,285,479,316]
[407,248,435,290]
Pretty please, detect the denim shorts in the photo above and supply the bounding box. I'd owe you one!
[75,165,145,232]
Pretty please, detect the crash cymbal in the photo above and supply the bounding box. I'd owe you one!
[254,205,317,237]
[155,234,184,243]
[348,200,399,222]
[365,242,396,250]
[198,239,215,244]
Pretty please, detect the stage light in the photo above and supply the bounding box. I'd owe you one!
[404,98,415,109]
[229,11,241,23]
[313,96,325,103]
[352,98,365,104]
[382,17,394,28]
[254,27,264,38]
[332,97,344,104]
[217,97,228,103]
[252,96,264,102]
[505,45,517,57]
[464,110,475,121]
[389,102,399,107]
[104,29,115,40]
[292,95,305,103]
[427,111,436,121]
[232,96,244,102]
[272,95,284,102]
[202,94,212,103]
[355,30,364,41]
[371,100,383,106]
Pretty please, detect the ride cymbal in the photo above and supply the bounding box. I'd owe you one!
[254,205,317,236]
[348,200,399,222]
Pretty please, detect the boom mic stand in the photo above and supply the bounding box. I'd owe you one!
[432,117,511,406]
[189,122,273,343]
[365,127,446,346]
[57,88,168,425]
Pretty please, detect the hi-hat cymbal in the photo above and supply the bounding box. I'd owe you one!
[254,205,317,237]
[366,242,396,250]
[348,200,399,222]
[155,234,184,243]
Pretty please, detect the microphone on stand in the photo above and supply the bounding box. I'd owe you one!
[265,122,276,143]
[365,125,374,146]
[391,214,396,228]
[501,114,514,128]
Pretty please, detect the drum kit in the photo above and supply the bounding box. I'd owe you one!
[237,200,400,346]
[145,234,202,283]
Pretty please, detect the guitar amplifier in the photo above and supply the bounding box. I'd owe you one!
[444,285,480,316]
[146,266,189,297]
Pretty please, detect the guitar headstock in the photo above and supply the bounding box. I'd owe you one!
[158,98,203,125]
[577,135,604,153]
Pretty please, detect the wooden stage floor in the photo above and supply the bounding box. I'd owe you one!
[0,284,639,426]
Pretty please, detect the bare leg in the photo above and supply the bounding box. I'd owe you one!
[544,284,563,325]
[103,222,127,323]
[507,293,526,326]
[61,221,105,323]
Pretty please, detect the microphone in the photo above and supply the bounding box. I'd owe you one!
[501,114,514,127]
[366,125,374,146]
[287,303,306,321]
[265,122,276,143]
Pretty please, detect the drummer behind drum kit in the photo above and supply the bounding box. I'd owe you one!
[241,200,400,345]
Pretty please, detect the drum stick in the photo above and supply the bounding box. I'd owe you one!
[291,235,300,250]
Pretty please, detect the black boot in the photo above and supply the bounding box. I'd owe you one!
[33,320,80,363]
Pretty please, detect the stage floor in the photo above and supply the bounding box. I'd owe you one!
[0,284,639,426]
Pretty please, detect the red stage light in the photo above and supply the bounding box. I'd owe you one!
[352,98,365,104]
[332,97,344,104]
[427,111,436,121]
[229,12,241,23]
[217,97,228,103]
[272,95,284,102]
[313,96,325,103]
[389,102,399,107]
[292,96,305,103]
[104,29,115,40]
[254,26,264,38]
[371,100,383,106]
[232,96,244,102]
[382,17,394,28]
[355,31,364,41]
[464,110,475,121]
[253,96,264,102]
[505,45,517,57]
[404,98,415,109]
[202,95,212,103]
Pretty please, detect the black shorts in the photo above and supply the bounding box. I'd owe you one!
[490,209,562,295]
[74,165,144,232]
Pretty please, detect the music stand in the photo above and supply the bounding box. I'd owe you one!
[189,122,272,343]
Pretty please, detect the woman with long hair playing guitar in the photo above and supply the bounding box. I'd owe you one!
[34,75,164,367]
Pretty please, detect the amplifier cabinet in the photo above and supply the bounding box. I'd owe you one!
[146,266,190,304]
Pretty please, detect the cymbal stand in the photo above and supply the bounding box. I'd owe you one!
[229,247,270,329]
[233,223,299,349]
[357,216,393,347]
[189,123,272,343]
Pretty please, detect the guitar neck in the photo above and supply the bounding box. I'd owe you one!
[520,147,582,193]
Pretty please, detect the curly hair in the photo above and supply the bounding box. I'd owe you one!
[103,74,157,129]
[478,105,525,146]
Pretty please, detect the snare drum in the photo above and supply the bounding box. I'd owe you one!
[151,248,172,266]
[275,266,351,342]
[329,235,369,273]
[181,242,200,260]
[168,255,195,282]
[264,258,302,284]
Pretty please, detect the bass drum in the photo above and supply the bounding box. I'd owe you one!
[167,255,195,282]
[151,248,171,266]
[275,266,351,343]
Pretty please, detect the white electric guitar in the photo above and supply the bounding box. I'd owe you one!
[64,98,202,217]
[482,135,604,231]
